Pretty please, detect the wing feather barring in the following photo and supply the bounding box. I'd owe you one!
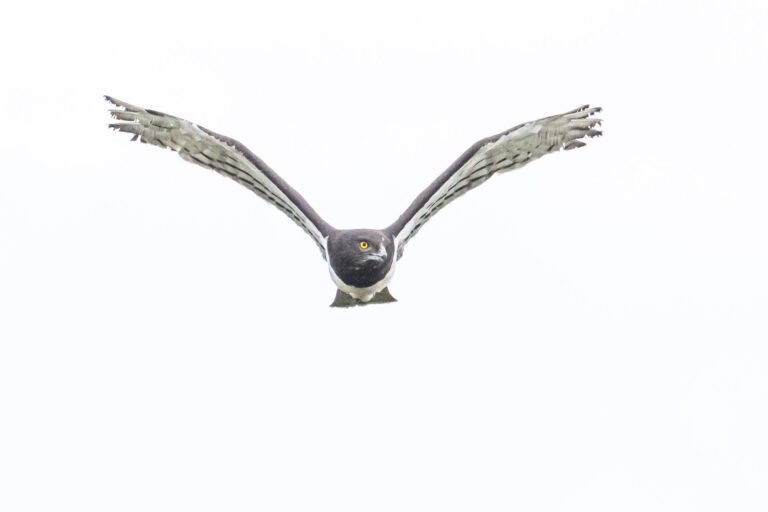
[106,96,602,307]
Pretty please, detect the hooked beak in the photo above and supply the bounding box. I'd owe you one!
[361,245,387,262]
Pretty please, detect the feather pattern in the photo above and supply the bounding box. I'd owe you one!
[387,105,602,258]
[105,96,333,257]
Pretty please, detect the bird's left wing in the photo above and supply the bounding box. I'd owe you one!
[106,96,333,257]
[386,105,602,258]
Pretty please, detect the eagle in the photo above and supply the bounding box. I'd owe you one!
[106,96,602,307]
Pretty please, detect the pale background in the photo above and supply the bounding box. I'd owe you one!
[1,1,766,511]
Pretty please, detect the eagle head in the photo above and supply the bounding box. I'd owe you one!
[326,229,395,289]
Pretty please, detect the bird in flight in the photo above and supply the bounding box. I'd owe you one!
[106,96,602,307]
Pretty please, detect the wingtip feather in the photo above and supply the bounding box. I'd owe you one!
[564,140,586,150]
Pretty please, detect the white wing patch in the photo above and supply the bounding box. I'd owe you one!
[393,105,602,257]
[106,96,329,256]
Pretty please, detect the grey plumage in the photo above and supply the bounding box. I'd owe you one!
[331,287,397,308]
[385,105,603,259]
[105,96,332,256]
[106,97,602,307]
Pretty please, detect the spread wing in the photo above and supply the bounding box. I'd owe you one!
[105,96,333,257]
[386,105,602,258]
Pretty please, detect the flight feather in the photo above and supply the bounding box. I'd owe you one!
[386,105,602,258]
[106,96,332,256]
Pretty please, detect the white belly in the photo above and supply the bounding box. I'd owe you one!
[328,260,396,302]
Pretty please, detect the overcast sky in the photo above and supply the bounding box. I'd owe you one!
[1,1,767,511]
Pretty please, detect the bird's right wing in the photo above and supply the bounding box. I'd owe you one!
[386,105,602,258]
[106,96,334,257]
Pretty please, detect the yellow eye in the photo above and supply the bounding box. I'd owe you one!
[359,241,369,249]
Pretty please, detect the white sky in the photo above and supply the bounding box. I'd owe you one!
[1,1,767,511]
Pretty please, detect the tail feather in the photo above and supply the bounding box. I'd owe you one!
[330,288,398,308]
